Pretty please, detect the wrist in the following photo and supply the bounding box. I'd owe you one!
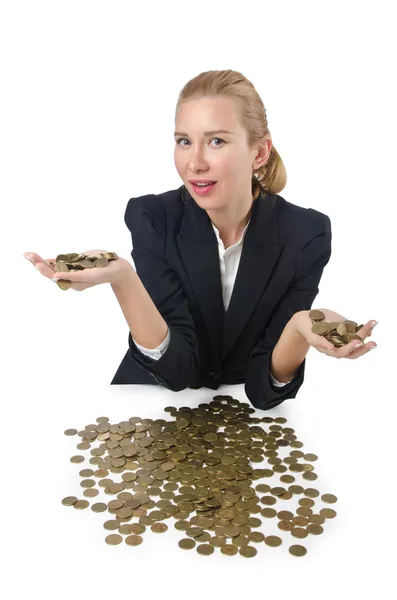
[270,312,311,382]
[111,261,137,291]
[290,310,309,339]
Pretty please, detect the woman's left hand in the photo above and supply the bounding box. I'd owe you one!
[293,308,378,359]
[51,250,131,290]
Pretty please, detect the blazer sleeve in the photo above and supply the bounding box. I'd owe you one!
[244,213,332,410]
[124,196,199,391]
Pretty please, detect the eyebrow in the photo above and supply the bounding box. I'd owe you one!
[173,129,234,137]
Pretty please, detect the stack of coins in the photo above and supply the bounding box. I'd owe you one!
[309,309,365,348]
[50,251,118,290]
[62,395,338,558]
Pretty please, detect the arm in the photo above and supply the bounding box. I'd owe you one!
[112,267,169,350]
[112,196,199,391]
[245,216,332,410]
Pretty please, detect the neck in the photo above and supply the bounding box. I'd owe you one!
[207,197,254,244]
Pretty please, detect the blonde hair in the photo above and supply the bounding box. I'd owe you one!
[175,69,287,201]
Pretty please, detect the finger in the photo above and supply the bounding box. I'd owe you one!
[335,338,367,358]
[346,340,377,359]
[24,253,55,272]
[311,335,336,353]
[357,320,378,339]
[52,270,89,282]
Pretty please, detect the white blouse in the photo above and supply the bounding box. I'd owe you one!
[132,218,293,387]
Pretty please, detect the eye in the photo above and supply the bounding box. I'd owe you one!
[175,137,226,147]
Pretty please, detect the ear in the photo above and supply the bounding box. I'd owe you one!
[253,137,273,169]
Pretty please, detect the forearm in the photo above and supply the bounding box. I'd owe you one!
[111,265,169,349]
[270,311,310,382]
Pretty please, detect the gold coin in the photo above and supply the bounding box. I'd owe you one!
[197,544,214,555]
[321,493,337,503]
[255,484,271,493]
[307,523,323,535]
[239,545,257,558]
[277,510,293,520]
[70,455,85,463]
[289,544,307,557]
[209,536,226,547]
[261,508,277,518]
[220,544,238,555]
[80,479,96,488]
[105,534,123,545]
[303,453,318,461]
[64,429,78,436]
[312,323,328,335]
[309,309,325,321]
[73,500,89,510]
[248,531,265,543]
[278,520,293,531]
[309,514,326,524]
[264,536,282,547]
[79,469,94,477]
[291,527,308,539]
[320,508,337,518]
[61,496,77,506]
[125,535,143,546]
[151,523,168,533]
[83,488,99,498]
[178,538,196,550]
[103,520,120,530]
[91,503,107,513]
[130,523,146,534]
[118,524,133,535]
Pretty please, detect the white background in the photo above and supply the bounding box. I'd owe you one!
[2,1,395,598]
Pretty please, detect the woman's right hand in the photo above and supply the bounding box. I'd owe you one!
[23,252,94,291]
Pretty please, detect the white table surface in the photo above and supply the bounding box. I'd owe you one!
[4,373,393,600]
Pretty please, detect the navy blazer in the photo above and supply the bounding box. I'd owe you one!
[111,185,332,410]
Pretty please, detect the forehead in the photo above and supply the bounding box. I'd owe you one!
[175,96,243,134]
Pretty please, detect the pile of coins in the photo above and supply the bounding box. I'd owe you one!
[62,395,337,558]
[51,251,118,290]
[309,309,365,348]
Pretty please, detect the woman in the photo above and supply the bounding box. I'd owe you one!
[23,69,377,410]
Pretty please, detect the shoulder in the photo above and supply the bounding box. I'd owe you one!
[124,186,184,233]
[273,193,331,243]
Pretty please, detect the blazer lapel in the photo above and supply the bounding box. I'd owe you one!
[176,186,283,363]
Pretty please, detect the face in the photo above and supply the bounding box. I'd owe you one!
[174,96,271,212]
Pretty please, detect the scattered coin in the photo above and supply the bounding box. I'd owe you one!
[103,520,120,531]
[151,523,168,533]
[61,395,338,557]
[61,496,77,506]
[70,455,85,464]
[321,493,337,503]
[64,429,78,436]
[91,503,107,513]
[239,545,257,558]
[73,500,89,510]
[289,544,307,557]
[264,536,283,547]
[125,535,143,546]
[105,534,123,545]
[83,488,99,498]
[220,544,239,556]
[197,544,214,555]
[179,538,196,550]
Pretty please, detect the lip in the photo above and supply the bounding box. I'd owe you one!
[188,180,217,184]
[190,181,217,196]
